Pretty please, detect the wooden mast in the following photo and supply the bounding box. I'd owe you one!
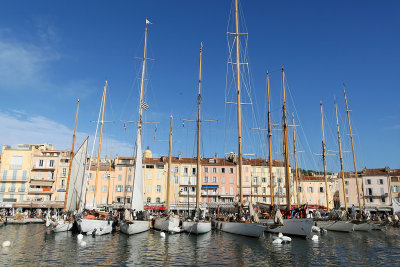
[234,0,244,209]
[320,102,330,211]
[335,100,348,211]
[95,81,108,207]
[282,67,291,210]
[106,147,112,205]
[138,22,149,132]
[63,99,79,210]
[344,89,363,214]
[292,115,300,207]
[267,71,274,207]
[166,115,172,212]
[196,43,203,212]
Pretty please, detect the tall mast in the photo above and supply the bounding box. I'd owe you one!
[335,100,347,211]
[138,22,149,131]
[267,71,274,207]
[95,81,108,207]
[196,43,203,212]
[320,102,330,211]
[106,147,113,205]
[282,67,291,209]
[292,115,300,206]
[64,99,79,210]
[344,89,363,214]
[167,115,172,212]
[234,0,244,209]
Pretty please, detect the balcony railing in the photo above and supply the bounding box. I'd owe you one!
[179,191,196,196]
[201,191,219,196]
[1,177,28,182]
[28,188,54,194]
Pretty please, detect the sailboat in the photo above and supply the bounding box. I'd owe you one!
[264,68,313,238]
[153,115,180,233]
[182,43,212,235]
[120,19,152,235]
[314,102,354,232]
[217,0,266,238]
[78,81,113,235]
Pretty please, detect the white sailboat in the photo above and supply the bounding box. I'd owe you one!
[182,43,211,235]
[120,19,152,235]
[218,0,266,238]
[78,81,113,235]
[153,116,181,233]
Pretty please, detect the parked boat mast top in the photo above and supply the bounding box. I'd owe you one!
[267,71,274,207]
[335,100,348,212]
[281,67,291,210]
[292,115,300,207]
[320,102,330,211]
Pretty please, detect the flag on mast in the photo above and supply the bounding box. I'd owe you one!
[146,19,152,25]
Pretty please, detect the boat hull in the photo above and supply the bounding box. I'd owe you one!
[264,218,314,238]
[182,221,211,234]
[153,216,180,232]
[87,224,113,236]
[78,218,111,233]
[353,222,373,232]
[52,220,73,233]
[217,221,266,238]
[316,220,354,232]
[120,221,150,235]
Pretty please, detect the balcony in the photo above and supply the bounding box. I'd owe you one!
[32,165,55,170]
[28,188,54,194]
[179,191,196,196]
[1,177,28,182]
[30,178,55,186]
[201,191,219,196]
[365,193,388,199]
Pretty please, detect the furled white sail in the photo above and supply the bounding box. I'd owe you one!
[131,128,144,211]
[393,198,400,215]
[65,137,89,213]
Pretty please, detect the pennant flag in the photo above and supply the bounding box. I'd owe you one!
[146,19,153,25]
[141,100,149,111]
[124,123,127,131]
[154,124,157,140]
[182,122,185,128]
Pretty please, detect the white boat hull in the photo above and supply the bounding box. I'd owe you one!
[87,224,113,236]
[182,221,211,234]
[264,218,314,238]
[120,220,150,235]
[217,221,266,238]
[78,218,111,233]
[353,222,373,232]
[52,220,73,233]
[316,220,354,232]
[153,216,180,232]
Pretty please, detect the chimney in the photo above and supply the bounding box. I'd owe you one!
[178,153,182,160]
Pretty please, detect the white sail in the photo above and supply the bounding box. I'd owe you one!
[393,198,400,215]
[65,137,89,213]
[131,128,144,211]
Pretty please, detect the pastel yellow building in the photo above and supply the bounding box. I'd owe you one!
[298,174,338,209]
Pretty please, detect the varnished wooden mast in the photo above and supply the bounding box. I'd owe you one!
[138,23,149,131]
[282,67,291,209]
[267,71,274,207]
[335,100,348,211]
[344,89,363,214]
[95,81,108,207]
[64,99,79,210]
[292,115,300,206]
[234,0,244,208]
[167,115,172,212]
[320,102,330,211]
[196,43,203,211]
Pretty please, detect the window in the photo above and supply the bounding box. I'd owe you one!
[262,177,266,183]
[245,167,248,172]
[192,168,196,175]
[184,167,188,174]
[174,176,179,184]
[119,166,122,171]
[245,176,249,182]
[156,185,161,192]
[345,181,349,185]
[230,187,233,195]
[230,177,233,184]
[345,189,349,195]
[126,186,132,192]
[174,166,179,173]
[156,164,164,169]
[115,185,123,192]
[89,186,95,192]
[126,197,131,204]
[147,185,151,193]
[308,187,313,193]
[212,177,217,183]
[379,179,384,185]
[12,170,17,180]
[212,168,217,173]
[128,175,132,181]
[253,177,258,184]
[129,167,132,172]
[262,197,266,202]
[346,197,349,202]
[10,156,23,169]
[158,172,162,180]
[2,170,7,180]
[204,167,209,173]
[367,179,371,185]
[116,197,122,203]
[229,168,234,174]
[61,180,65,189]
[221,177,225,183]
[262,187,266,194]
[380,188,385,195]
[103,174,109,180]
[203,177,209,183]
[319,187,324,193]
[146,165,154,169]
[37,171,42,179]
[392,177,399,182]
[88,173,93,179]
[382,197,386,203]
[221,168,225,174]
[38,160,44,167]
[49,160,54,167]
[367,188,373,195]
[254,188,258,194]
[368,197,374,203]
[148,173,152,179]
[147,197,151,203]
[156,197,161,203]
[19,195,24,201]
[62,168,67,177]
[298,187,302,193]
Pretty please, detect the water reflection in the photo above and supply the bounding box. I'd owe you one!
[1,225,400,266]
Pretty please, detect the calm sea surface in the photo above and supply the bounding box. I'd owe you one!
[1,224,399,266]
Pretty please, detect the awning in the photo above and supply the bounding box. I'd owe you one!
[202,185,219,188]
[377,208,392,211]
[145,205,166,211]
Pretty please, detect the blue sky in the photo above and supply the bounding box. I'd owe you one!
[0,0,399,171]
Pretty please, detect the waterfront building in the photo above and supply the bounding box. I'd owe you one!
[338,172,365,211]
[360,168,392,212]
[389,169,400,203]
[298,174,338,209]
[54,152,71,202]
[143,149,167,208]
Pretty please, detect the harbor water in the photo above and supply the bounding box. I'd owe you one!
[1,224,400,266]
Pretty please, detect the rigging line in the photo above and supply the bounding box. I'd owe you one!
[285,75,318,171]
